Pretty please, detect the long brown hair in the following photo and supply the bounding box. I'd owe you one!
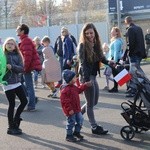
[79,23,103,63]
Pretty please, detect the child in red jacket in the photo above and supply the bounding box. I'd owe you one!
[60,69,91,142]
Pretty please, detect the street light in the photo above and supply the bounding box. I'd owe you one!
[117,0,121,30]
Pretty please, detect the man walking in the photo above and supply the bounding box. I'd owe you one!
[16,24,42,111]
[145,28,150,57]
[124,16,146,97]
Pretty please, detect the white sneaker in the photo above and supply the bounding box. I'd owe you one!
[51,90,58,98]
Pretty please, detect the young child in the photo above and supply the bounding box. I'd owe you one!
[71,55,80,86]
[41,36,61,98]
[102,43,113,90]
[2,37,28,135]
[60,69,92,142]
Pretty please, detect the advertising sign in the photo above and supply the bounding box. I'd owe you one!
[109,0,150,13]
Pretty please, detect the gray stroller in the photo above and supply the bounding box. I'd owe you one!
[120,69,150,140]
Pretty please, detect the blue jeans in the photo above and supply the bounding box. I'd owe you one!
[24,72,36,109]
[58,57,63,84]
[66,112,83,135]
[33,70,40,82]
[128,56,144,90]
[129,56,143,72]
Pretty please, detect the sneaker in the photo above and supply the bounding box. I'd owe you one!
[55,83,61,88]
[47,94,53,97]
[66,135,77,142]
[73,131,84,139]
[51,89,58,98]
[35,97,39,104]
[108,87,118,93]
[92,125,108,135]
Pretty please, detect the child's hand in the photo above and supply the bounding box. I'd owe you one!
[7,64,12,70]
[69,110,74,115]
[85,81,92,87]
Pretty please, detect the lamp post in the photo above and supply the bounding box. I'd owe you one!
[46,0,50,26]
[117,0,121,30]
[4,0,8,29]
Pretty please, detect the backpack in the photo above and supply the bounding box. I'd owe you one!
[55,36,63,57]
[69,35,77,56]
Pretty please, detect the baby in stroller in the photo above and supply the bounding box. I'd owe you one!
[120,66,150,140]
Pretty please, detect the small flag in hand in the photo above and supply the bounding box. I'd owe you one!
[114,69,131,86]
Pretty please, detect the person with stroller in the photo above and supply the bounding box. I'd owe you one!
[124,16,147,97]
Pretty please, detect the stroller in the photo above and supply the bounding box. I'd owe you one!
[120,69,150,140]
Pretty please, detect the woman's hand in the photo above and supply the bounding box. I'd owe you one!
[108,60,116,67]
[85,81,92,87]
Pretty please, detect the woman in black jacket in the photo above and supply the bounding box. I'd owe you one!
[78,23,112,135]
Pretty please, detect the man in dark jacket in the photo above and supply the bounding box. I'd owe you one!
[16,24,41,111]
[54,27,77,88]
[124,16,146,97]
[145,28,150,57]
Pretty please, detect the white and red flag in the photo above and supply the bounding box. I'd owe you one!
[114,69,131,86]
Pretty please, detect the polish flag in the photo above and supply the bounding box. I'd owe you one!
[114,69,131,86]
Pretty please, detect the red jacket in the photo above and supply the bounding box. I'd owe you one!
[60,83,88,116]
[18,34,42,73]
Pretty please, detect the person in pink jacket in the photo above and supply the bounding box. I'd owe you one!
[41,36,61,98]
[60,69,91,142]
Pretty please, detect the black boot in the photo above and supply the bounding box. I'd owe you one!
[73,131,84,139]
[7,122,22,135]
[14,118,23,133]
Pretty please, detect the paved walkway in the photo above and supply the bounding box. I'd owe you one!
[0,64,150,150]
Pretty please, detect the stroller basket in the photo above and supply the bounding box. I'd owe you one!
[121,101,150,129]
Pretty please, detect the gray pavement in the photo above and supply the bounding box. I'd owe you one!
[0,64,150,150]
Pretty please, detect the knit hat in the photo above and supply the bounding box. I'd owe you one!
[62,69,76,83]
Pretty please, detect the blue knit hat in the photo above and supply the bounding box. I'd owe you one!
[62,69,76,83]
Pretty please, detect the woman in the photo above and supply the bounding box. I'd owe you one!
[2,37,28,135]
[108,27,124,93]
[78,23,111,135]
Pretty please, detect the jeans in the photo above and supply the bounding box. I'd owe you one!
[33,70,44,85]
[66,112,83,135]
[24,72,36,109]
[128,56,144,90]
[33,70,40,82]
[58,56,63,84]
[81,75,99,128]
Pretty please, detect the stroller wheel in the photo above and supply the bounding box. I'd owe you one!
[120,126,135,140]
